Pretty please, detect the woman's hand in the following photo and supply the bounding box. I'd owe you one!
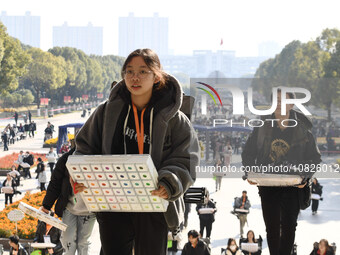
[40,206,49,214]
[151,185,169,199]
[247,179,257,185]
[69,176,86,193]
[297,182,307,189]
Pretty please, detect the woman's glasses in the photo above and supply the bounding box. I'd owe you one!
[124,70,153,79]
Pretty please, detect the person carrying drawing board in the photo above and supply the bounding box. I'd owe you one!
[40,139,96,255]
[73,48,200,255]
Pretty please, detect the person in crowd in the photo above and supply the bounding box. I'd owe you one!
[9,165,21,191]
[181,230,210,255]
[41,139,96,255]
[1,130,9,151]
[44,123,53,141]
[9,126,16,144]
[37,158,47,191]
[2,174,16,206]
[196,193,217,241]
[22,151,33,179]
[33,212,63,255]
[16,151,24,173]
[213,159,224,192]
[310,239,335,255]
[14,111,19,125]
[242,89,321,255]
[28,110,32,123]
[18,123,24,133]
[223,238,242,255]
[23,113,28,124]
[60,143,69,154]
[46,147,58,172]
[234,137,241,155]
[9,235,28,255]
[73,48,199,255]
[311,178,323,215]
[233,191,251,238]
[23,122,29,137]
[81,108,86,118]
[223,142,233,167]
[29,121,37,138]
[239,230,262,255]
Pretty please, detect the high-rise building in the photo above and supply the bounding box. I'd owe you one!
[53,22,103,55]
[0,11,40,47]
[119,12,169,57]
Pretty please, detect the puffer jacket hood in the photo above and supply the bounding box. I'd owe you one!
[109,74,183,122]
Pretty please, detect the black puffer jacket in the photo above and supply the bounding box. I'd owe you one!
[42,148,75,217]
[312,182,323,196]
[196,200,216,222]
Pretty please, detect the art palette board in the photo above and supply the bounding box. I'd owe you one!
[66,154,169,212]
[18,202,67,231]
[247,172,303,186]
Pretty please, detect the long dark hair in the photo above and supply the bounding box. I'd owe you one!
[227,238,239,250]
[246,230,257,243]
[121,48,168,89]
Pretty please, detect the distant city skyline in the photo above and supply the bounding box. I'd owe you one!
[119,13,169,57]
[0,11,40,48]
[53,22,103,55]
[1,0,340,57]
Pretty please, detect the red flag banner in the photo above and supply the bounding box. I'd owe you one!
[64,96,71,103]
[97,93,104,99]
[40,98,49,106]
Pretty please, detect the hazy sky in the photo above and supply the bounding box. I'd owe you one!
[1,0,340,57]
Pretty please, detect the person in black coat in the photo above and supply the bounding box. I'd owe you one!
[181,230,210,255]
[311,178,323,215]
[29,121,36,138]
[310,239,335,255]
[242,90,321,255]
[33,214,63,255]
[14,112,19,125]
[196,194,217,239]
[9,235,28,255]
[28,111,32,123]
[41,142,96,255]
[2,131,9,151]
[41,147,74,218]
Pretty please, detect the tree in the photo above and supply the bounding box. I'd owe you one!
[253,40,302,99]
[254,29,340,121]
[316,28,340,53]
[1,89,34,108]
[21,48,67,108]
[0,22,30,94]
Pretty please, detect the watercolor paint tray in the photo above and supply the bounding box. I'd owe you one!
[66,154,169,212]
